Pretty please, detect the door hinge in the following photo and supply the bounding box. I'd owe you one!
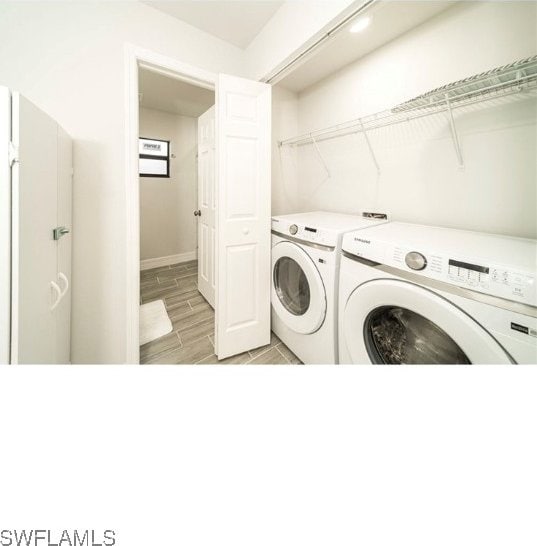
[8,142,19,167]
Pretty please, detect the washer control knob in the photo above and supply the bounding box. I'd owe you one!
[405,251,427,271]
[289,224,298,236]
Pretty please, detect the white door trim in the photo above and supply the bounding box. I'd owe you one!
[124,44,216,364]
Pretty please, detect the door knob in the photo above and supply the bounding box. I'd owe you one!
[193,210,201,217]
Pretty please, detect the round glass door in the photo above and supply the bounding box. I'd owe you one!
[271,241,326,335]
[273,257,311,316]
[365,306,471,364]
[342,279,513,364]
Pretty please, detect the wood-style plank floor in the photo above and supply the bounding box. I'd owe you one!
[140,260,301,364]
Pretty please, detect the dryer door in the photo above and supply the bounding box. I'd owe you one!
[343,279,513,364]
[272,241,326,334]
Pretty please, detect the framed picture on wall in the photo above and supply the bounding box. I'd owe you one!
[139,137,170,178]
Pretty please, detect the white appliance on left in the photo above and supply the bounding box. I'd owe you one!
[0,87,73,364]
[271,211,389,364]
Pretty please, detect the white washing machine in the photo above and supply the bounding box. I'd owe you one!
[271,211,389,364]
[339,222,537,364]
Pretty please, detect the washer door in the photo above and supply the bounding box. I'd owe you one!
[272,241,326,334]
[343,279,513,364]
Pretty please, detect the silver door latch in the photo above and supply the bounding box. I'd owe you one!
[53,226,70,240]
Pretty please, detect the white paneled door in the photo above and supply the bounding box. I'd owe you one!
[56,126,73,364]
[9,92,72,364]
[197,106,216,309]
[0,87,11,364]
[13,93,58,363]
[215,74,271,359]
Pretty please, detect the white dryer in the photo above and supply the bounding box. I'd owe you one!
[339,222,537,364]
[271,211,389,364]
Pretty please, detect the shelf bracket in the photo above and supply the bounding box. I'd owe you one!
[358,120,381,176]
[310,134,331,179]
[445,93,464,170]
[515,69,525,91]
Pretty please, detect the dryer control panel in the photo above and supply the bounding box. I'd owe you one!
[271,218,337,247]
[344,235,537,307]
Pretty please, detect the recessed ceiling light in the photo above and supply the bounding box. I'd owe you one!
[350,16,371,33]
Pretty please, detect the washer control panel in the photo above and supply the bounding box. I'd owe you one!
[400,248,534,305]
[447,259,489,287]
[447,258,535,305]
[405,251,427,271]
[343,235,536,306]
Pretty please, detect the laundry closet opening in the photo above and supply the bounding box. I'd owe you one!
[138,67,216,363]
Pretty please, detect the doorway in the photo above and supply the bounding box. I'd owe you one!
[137,67,216,363]
[125,47,274,364]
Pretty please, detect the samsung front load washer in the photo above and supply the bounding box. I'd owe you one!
[271,211,389,364]
[339,222,537,364]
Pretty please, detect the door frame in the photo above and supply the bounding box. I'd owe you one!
[124,44,216,364]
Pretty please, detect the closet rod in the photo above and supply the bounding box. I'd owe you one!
[262,0,376,85]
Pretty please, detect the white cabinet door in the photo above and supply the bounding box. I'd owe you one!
[12,93,58,363]
[0,87,11,364]
[215,74,271,359]
[56,126,73,364]
[197,106,216,308]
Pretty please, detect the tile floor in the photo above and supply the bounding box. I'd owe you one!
[140,260,301,364]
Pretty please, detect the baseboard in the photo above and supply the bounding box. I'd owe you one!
[140,251,197,271]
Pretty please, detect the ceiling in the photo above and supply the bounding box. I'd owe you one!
[141,0,284,49]
[139,68,215,117]
[279,1,457,92]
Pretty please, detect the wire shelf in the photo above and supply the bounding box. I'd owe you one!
[279,55,537,148]
[393,54,537,113]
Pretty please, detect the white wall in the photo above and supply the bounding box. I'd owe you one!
[139,107,201,262]
[0,1,245,363]
[271,85,300,216]
[285,1,537,238]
